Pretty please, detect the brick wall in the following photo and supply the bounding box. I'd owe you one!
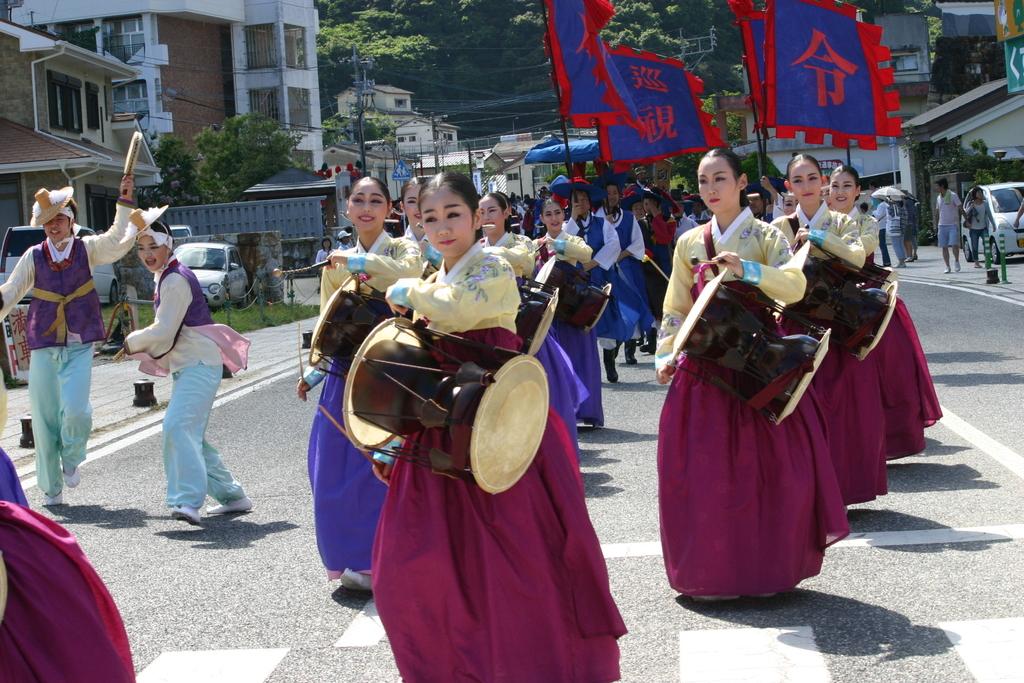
[158,16,231,143]
[0,38,36,128]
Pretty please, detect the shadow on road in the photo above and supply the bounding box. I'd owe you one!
[50,504,154,529]
[844,509,1011,554]
[580,428,659,445]
[930,372,1024,386]
[154,518,299,549]
[921,437,968,457]
[331,586,372,608]
[582,471,624,498]
[925,351,1015,364]
[579,448,621,467]
[886,462,998,494]
[680,589,955,662]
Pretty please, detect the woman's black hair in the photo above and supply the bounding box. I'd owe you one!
[971,186,983,200]
[700,147,749,208]
[400,176,426,203]
[321,237,332,248]
[149,219,172,237]
[483,191,514,233]
[786,153,822,179]
[858,201,870,214]
[353,175,392,204]
[420,172,483,239]
[830,163,860,185]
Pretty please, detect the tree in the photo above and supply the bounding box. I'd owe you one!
[138,135,202,207]
[194,114,301,203]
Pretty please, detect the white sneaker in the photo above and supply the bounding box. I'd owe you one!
[943,266,951,274]
[170,505,201,525]
[62,466,81,488]
[339,569,373,592]
[43,492,64,506]
[955,262,962,272]
[206,496,253,516]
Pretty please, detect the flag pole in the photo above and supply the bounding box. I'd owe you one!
[540,0,576,177]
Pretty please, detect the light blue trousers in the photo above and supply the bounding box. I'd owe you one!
[29,343,94,498]
[164,362,245,509]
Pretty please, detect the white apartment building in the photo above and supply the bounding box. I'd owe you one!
[337,83,459,156]
[14,0,323,168]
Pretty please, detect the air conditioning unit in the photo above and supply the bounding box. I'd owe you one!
[1,0,26,13]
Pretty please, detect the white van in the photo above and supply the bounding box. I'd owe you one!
[0,225,121,302]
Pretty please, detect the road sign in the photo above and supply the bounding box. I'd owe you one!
[1006,34,1024,93]
[996,0,1024,42]
[392,159,413,182]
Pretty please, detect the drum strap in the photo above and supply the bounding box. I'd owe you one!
[701,223,719,275]
[787,216,803,252]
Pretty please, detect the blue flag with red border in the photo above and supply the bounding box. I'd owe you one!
[729,0,767,125]
[544,0,639,127]
[764,0,901,149]
[598,45,723,164]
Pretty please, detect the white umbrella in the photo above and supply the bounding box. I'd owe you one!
[872,186,905,200]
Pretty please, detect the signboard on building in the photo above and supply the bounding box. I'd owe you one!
[996,1,1024,42]
[1006,34,1024,93]
[3,306,31,382]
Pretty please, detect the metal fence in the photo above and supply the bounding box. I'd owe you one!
[164,198,324,239]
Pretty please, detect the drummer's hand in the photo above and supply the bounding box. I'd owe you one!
[119,175,134,201]
[328,250,348,269]
[372,460,393,485]
[794,227,810,245]
[713,251,745,278]
[387,301,409,316]
[296,379,310,402]
[583,260,599,271]
[656,364,676,385]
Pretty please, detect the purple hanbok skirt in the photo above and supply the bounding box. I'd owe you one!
[373,328,626,682]
[553,320,604,426]
[307,359,387,578]
[0,447,27,506]
[535,333,587,462]
[658,357,849,597]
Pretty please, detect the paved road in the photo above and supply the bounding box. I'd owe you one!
[15,256,1024,682]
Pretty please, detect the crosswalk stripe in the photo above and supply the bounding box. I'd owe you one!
[602,524,1024,559]
[940,618,1024,683]
[137,648,289,683]
[679,626,829,682]
[335,598,387,648]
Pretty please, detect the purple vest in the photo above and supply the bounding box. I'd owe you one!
[27,239,104,350]
[156,260,214,328]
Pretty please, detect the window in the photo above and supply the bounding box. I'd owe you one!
[508,172,520,181]
[249,88,280,121]
[442,132,454,141]
[47,71,82,132]
[245,24,277,69]
[288,87,310,127]
[103,16,145,63]
[113,80,148,119]
[284,24,306,68]
[0,175,21,238]
[893,53,919,73]
[393,98,408,109]
[85,83,100,129]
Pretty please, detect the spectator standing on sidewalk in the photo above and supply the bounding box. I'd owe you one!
[872,199,893,266]
[904,197,920,262]
[878,198,907,267]
[935,178,963,273]
[965,187,990,268]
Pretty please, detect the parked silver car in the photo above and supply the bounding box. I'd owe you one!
[0,225,120,302]
[173,242,248,307]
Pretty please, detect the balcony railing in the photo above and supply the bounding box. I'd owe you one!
[106,43,146,64]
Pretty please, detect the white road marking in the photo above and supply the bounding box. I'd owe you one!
[602,524,1024,559]
[335,599,387,648]
[900,276,1024,308]
[18,365,295,491]
[137,648,289,683]
[939,618,1024,683]
[939,407,1024,481]
[679,626,829,683]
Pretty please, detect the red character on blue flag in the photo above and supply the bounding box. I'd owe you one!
[729,0,767,127]
[764,0,901,149]
[598,45,723,164]
[543,0,639,127]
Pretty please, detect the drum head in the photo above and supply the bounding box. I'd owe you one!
[582,283,613,333]
[470,355,549,494]
[671,270,727,362]
[535,257,556,284]
[776,328,831,424]
[857,279,899,361]
[526,289,559,356]
[344,318,426,450]
[310,277,352,366]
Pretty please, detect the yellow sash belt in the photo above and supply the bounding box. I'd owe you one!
[34,279,96,344]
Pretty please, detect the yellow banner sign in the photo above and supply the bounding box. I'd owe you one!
[996,0,1024,42]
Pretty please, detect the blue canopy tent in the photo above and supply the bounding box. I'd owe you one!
[524,137,601,164]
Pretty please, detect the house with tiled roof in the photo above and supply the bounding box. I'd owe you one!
[0,19,158,238]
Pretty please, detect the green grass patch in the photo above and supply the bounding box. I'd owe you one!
[101,301,318,335]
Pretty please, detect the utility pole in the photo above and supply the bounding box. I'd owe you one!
[349,47,375,174]
[678,27,717,68]
[431,115,439,171]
